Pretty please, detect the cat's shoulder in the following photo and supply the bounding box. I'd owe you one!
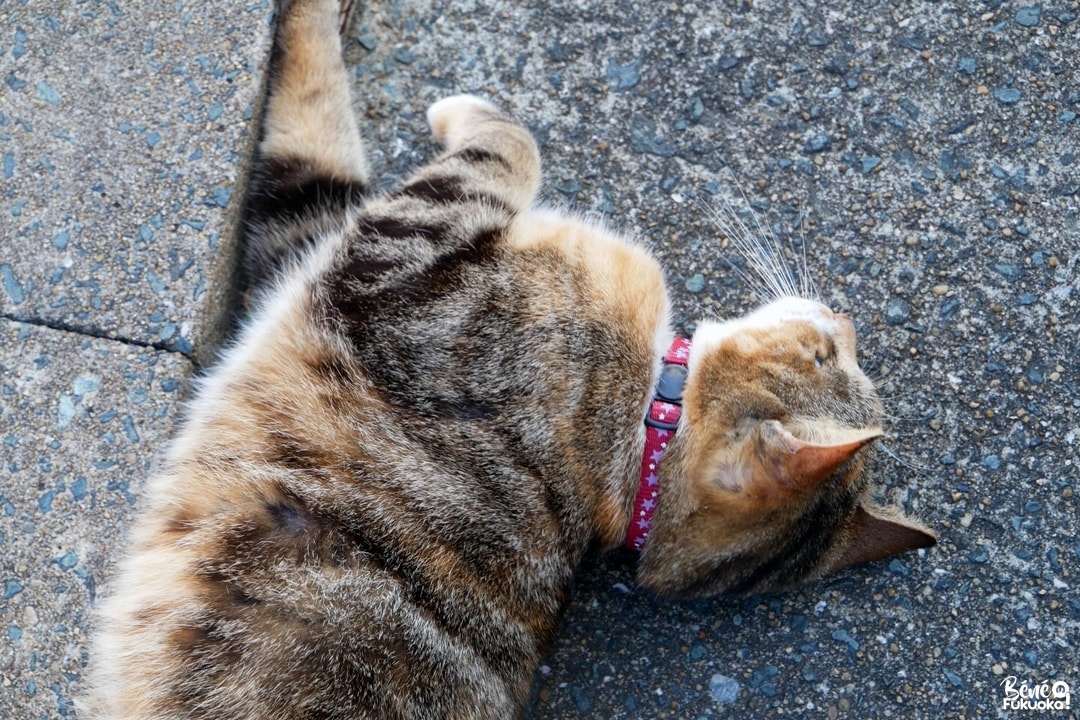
[510,208,666,287]
[503,206,670,352]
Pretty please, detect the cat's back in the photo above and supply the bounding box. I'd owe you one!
[84,210,667,720]
[84,247,512,718]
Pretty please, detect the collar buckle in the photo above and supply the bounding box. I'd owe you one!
[643,363,687,431]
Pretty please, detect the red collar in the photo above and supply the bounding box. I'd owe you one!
[626,337,691,551]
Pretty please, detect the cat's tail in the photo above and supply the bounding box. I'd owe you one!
[241,0,370,297]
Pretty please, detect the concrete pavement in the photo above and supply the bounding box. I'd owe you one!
[3,0,1077,717]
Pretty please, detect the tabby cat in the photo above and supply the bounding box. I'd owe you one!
[83,0,935,717]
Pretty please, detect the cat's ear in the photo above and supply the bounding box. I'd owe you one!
[826,504,937,573]
[758,420,884,490]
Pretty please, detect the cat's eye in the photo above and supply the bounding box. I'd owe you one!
[814,340,836,367]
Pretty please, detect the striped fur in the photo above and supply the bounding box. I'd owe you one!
[82,1,933,718]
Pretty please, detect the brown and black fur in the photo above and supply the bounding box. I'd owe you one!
[82,1,934,718]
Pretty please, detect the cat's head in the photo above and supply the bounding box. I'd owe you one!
[637,296,934,597]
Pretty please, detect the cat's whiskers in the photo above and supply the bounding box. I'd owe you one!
[721,205,797,301]
[693,197,772,302]
[700,306,726,322]
[873,386,933,412]
[876,441,935,476]
[852,383,914,426]
[725,179,800,294]
[875,394,926,413]
[794,208,819,301]
[868,374,932,408]
[699,182,816,306]
[875,407,912,425]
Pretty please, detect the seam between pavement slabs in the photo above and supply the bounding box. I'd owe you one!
[1,311,196,361]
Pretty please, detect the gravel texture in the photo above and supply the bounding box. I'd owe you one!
[2,0,1077,718]
[0,0,273,364]
[0,320,190,718]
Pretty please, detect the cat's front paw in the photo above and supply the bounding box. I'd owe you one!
[426,95,501,148]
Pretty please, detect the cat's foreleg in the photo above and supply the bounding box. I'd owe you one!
[242,0,369,291]
[259,0,369,186]
[349,96,542,260]
[420,95,541,214]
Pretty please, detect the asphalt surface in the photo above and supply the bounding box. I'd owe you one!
[2,0,1077,718]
